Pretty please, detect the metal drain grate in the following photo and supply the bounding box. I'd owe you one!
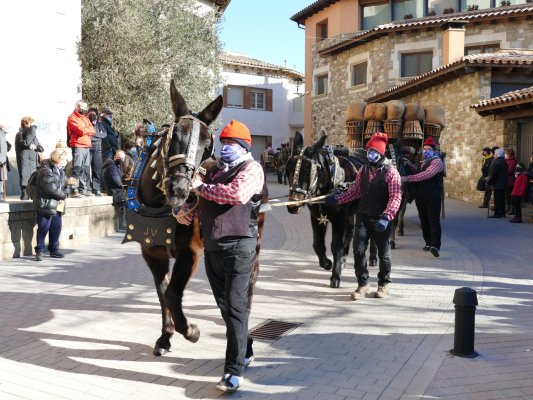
[249,320,300,341]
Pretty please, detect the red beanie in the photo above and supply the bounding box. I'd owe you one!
[220,120,252,150]
[366,132,388,155]
[423,137,436,148]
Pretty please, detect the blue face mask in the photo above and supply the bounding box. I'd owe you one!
[423,149,434,159]
[220,144,245,163]
[367,150,381,163]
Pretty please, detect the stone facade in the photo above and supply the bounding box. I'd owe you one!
[309,19,531,203]
[0,197,117,261]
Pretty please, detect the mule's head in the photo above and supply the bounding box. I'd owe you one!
[163,80,222,211]
[286,133,327,214]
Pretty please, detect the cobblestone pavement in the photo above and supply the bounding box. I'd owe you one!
[0,173,532,400]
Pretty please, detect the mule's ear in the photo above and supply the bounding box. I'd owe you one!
[197,95,223,126]
[311,134,327,155]
[292,131,304,155]
[170,79,188,119]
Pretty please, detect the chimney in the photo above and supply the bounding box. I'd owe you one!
[441,20,468,65]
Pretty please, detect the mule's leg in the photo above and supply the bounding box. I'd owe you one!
[397,201,407,236]
[277,170,282,184]
[390,216,397,250]
[310,214,332,271]
[329,211,354,288]
[142,246,174,356]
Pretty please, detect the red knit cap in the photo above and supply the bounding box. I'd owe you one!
[366,132,388,155]
[220,119,252,150]
[423,137,437,148]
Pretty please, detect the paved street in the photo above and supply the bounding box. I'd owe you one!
[0,173,532,400]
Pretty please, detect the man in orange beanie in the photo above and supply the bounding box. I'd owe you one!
[176,119,263,392]
[326,132,402,300]
[402,137,444,257]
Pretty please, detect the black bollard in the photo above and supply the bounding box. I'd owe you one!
[450,287,478,358]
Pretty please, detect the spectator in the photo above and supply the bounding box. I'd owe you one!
[33,148,69,261]
[176,120,264,392]
[99,106,119,162]
[505,148,518,215]
[509,163,529,223]
[486,148,508,218]
[15,116,43,200]
[0,124,9,201]
[102,150,127,231]
[326,132,402,299]
[88,107,105,196]
[479,147,493,208]
[402,137,444,257]
[266,142,275,156]
[67,100,95,198]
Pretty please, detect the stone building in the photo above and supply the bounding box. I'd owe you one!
[291,2,533,203]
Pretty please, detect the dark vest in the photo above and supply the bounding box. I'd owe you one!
[358,164,390,217]
[416,157,443,195]
[198,160,262,241]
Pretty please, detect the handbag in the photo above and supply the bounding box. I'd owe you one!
[476,176,486,191]
[111,188,126,204]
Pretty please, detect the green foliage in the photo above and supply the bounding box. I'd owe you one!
[79,0,222,143]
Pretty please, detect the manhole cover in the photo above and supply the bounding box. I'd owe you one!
[250,320,300,341]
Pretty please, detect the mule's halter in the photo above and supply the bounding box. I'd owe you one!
[290,147,320,199]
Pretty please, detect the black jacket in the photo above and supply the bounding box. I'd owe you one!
[98,119,119,159]
[15,126,42,186]
[33,160,66,216]
[102,158,123,195]
[486,157,508,190]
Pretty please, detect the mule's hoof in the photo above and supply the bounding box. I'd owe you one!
[320,260,333,271]
[185,324,200,343]
[391,241,396,250]
[398,231,404,236]
[330,278,340,288]
[153,347,168,356]
[368,258,377,267]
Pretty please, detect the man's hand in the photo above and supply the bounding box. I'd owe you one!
[325,194,337,206]
[176,208,193,226]
[401,176,409,184]
[375,215,389,232]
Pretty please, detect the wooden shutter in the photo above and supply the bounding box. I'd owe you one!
[223,86,228,107]
[266,89,272,112]
[243,87,251,109]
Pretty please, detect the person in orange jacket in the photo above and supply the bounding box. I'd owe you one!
[509,163,529,223]
[67,100,95,197]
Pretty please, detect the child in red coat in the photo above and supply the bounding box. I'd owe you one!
[510,163,529,223]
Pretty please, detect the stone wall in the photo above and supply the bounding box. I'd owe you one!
[0,196,117,261]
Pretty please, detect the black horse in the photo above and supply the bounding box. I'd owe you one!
[285,132,364,288]
[126,81,267,356]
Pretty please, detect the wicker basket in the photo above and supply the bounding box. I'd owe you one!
[424,122,442,144]
[364,103,387,121]
[386,100,405,120]
[345,120,364,149]
[402,120,423,139]
[364,120,383,139]
[383,119,403,140]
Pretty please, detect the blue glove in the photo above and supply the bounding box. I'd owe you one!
[325,195,337,206]
[375,216,389,232]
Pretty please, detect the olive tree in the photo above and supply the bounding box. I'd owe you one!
[79,0,222,142]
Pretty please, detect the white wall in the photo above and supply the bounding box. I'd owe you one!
[0,0,81,193]
[218,70,304,161]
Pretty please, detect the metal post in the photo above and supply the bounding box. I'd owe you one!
[450,287,478,358]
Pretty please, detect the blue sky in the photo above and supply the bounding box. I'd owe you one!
[219,0,311,73]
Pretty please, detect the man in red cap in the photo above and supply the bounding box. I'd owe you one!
[176,119,264,392]
[326,132,402,300]
[401,137,445,257]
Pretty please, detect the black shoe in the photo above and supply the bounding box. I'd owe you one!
[430,247,440,258]
[50,252,65,258]
[423,245,431,252]
[70,190,82,198]
[93,191,104,197]
[489,214,502,218]
[478,204,488,208]
[34,252,43,261]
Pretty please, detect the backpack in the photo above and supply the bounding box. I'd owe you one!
[26,169,39,200]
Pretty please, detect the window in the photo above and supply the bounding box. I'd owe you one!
[227,86,243,108]
[393,0,423,20]
[250,89,265,110]
[459,0,491,11]
[316,20,328,43]
[401,51,433,77]
[465,44,500,56]
[362,2,390,30]
[316,74,328,95]
[351,62,368,86]
[293,96,303,113]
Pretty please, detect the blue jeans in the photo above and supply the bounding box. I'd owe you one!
[35,212,62,253]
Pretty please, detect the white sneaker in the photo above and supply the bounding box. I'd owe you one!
[351,284,370,301]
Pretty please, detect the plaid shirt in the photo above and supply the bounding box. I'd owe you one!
[405,157,444,183]
[335,164,402,221]
[199,160,264,205]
